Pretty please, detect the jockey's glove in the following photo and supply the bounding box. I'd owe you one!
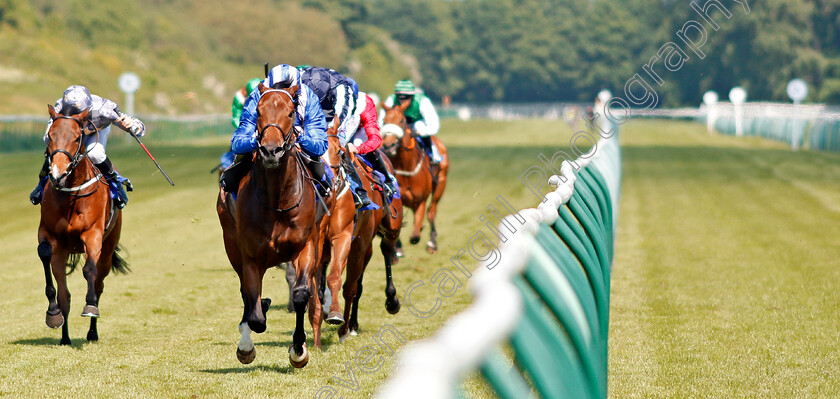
[118,113,145,137]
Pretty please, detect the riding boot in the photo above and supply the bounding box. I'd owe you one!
[364,151,398,199]
[29,158,50,205]
[303,154,331,198]
[344,154,372,209]
[220,155,252,193]
[420,136,440,165]
[95,158,130,209]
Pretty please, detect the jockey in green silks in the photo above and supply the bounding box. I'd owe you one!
[379,79,442,164]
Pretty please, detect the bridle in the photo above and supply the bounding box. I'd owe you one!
[256,89,298,160]
[46,115,102,194]
[382,108,425,175]
[325,133,349,193]
[252,88,307,213]
[381,110,410,155]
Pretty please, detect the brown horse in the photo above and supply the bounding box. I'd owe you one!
[380,101,449,253]
[216,85,327,368]
[37,105,127,346]
[316,133,404,338]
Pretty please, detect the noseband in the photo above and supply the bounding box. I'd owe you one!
[257,89,298,159]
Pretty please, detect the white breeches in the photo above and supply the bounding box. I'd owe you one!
[84,126,110,164]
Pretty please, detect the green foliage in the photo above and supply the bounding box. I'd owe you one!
[0,0,351,114]
[365,0,840,105]
[4,0,840,110]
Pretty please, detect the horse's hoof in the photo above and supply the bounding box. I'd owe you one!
[46,312,64,329]
[236,347,256,364]
[326,312,345,325]
[350,329,358,337]
[409,236,420,245]
[426,242,438,254]
[289,343,309,368]
[81,305,100,318]
[86,330,98,342]
[60,337,71,346]
[386,297,401,314]
[395,248,405,259]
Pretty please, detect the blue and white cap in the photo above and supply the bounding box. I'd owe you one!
[263,64,299,90]
[61,85,92,114]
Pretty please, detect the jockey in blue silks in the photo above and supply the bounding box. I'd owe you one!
[225,64,330,196]
[297,65,373,209]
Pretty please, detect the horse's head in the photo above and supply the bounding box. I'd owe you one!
[325,116,343,167]
[380,100,411,157]
[256,85,298,169]
[46,104,89,189]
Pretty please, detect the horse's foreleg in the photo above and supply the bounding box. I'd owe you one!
[339,255,362,341]
[289,256,313,368]
[427,174,447,255]
[50,246,71,346]
[307,273,322,350]
[427,140,448,253]
[89,232,117,342]
[348,268,367,337]
[80,231,103,318]
[325,232,352,325]
[242,261,267,333]
[426,203,439,254]
[395,237,405,259]
[236,289,255,364]
[38,240,63,329]
[410,201,426,245]
[381,239,401,315]
[283,262,296,312]
[235,261,266,364]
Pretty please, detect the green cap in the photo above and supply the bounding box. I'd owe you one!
[245,78,261,95]
[394,79,416,95]
[297,65,311,70]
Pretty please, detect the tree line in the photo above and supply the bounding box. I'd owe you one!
[1,0,838,113]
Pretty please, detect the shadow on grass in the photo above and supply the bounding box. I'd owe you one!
[199,364,297,374]
[11,337,86,350]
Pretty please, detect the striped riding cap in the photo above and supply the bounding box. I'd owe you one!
[61,85,93,114]
[263,64,299,89]
[394,80,416,95]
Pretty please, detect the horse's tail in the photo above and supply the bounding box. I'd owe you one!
[66,254,83,274]
[111,244,131,274]
[65,246,130,274]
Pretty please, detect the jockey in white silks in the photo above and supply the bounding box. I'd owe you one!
[30,85,145,208]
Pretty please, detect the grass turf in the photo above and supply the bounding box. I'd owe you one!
[609,119,840,398]
[0,119,575,398]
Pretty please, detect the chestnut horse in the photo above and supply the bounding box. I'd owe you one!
[37,105,128,346]
[317,134,404,339]
[335,147,403,339]
[216,85,327,368]
[380,102,449,253]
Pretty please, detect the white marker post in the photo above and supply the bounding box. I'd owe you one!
[729,87,747,137]
[597,89,612,131]
[703,91,719,134]
[787,79,808,151]
[118,72,141,115]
